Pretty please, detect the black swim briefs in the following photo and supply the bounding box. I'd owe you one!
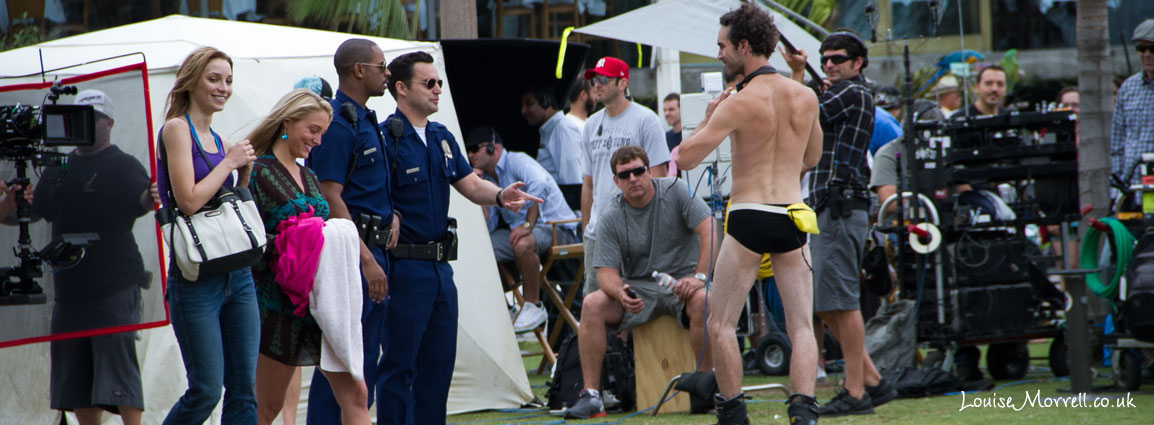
[725,203,807,254]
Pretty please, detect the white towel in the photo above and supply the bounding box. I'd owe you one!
[309,218,364,382]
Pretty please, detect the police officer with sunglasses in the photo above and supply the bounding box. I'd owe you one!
[377,51,542,425]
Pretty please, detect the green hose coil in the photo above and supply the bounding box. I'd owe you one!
[1080,217,1136,301]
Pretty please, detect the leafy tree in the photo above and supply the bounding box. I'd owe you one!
[288,0,410,39]
[1,14,45,52]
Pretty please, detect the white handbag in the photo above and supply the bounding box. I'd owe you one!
[158,187,266,281]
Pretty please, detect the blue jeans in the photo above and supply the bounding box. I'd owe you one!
[163,267,260,425]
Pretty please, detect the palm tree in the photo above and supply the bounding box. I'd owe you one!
[772,0,837,28]
[287,0,410,39]
[1072,0,1111,395]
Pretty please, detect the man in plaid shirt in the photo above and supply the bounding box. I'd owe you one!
[1112,19,1154,195]
[785,29,896,417]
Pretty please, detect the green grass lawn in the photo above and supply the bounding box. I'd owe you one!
[449,341,1154,424]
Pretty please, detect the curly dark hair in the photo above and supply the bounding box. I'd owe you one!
[719,2,779,57]
[387,51,435,98]
[820,28,869,70]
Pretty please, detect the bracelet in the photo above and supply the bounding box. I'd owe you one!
[495,189,504,208]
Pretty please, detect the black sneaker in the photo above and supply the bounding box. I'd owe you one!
[786,394,819,425]
[817,389,874,417]
[866,378,898,407]
[713,392,750,425]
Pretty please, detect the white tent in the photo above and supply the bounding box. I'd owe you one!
[0,15,533,424]
[574,0,825,77]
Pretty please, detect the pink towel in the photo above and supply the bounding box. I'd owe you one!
[271,206,325,316]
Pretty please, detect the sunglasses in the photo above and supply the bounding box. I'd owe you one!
[416,78,444,89]
[358,62,388,73]
[592,75,615,86]
[614,166,647,179]
[465,143,490,154]
[1137,45,1154,54]
[820,54,854,65]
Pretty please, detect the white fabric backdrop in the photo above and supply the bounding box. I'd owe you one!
[0,15,533,424]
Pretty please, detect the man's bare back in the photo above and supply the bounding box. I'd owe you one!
[724,73,822,204]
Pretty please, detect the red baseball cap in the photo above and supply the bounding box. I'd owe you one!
[584,57,629,80]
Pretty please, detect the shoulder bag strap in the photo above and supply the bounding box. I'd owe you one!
[185,113,217,173]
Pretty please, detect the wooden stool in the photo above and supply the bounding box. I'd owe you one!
[632,315,697,414]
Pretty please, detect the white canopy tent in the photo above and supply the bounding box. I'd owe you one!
[574,0,825,80]
[0,15,533,424]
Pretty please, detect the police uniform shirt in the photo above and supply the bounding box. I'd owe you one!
[385,109,473,244]
[306,90,394,222]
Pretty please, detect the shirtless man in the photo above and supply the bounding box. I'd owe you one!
[676,4,822,424]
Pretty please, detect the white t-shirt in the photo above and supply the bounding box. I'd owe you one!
[581,102,671,238]
[413,126,427,146]
[565,112,587,129]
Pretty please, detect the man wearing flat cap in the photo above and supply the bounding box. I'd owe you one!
[1111,18,1154,192]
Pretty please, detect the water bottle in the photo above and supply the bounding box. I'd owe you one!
[652,271,675,288]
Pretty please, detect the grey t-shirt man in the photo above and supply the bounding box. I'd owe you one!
[582,102,671,239]
[591,177,710,293]
[869,140,900,191]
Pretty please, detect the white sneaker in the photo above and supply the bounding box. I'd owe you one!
[817,364,828,381]
[513,302,548,333]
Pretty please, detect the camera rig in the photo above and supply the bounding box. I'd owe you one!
[885,110,1078,349]
[0,83,97,306]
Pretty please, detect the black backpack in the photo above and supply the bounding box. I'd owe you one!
[1122,232,1154,342]
[545,332,635,412]
[883,367,962,398]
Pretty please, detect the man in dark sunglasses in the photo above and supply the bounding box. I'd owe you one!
[566,145,713,420]
[305,38,398,423]
[783,28,898,418]
[1111,18,1154,193]
[677,4,825,423]
[463,126,577,334]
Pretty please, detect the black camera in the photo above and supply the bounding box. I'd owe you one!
[2,103,96,148]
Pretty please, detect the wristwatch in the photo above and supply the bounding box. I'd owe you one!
[522,221,533,230]
[693,272,708,283]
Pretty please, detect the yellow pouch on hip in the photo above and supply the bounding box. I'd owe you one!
[787,203,820,234]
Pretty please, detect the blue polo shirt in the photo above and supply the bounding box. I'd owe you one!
[485,150,577,232]
[306,90,394,223]
[384,109,473,244]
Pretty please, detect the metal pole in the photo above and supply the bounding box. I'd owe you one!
[1066,273,1093,394]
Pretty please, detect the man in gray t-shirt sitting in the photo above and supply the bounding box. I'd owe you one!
[564,146,715,419]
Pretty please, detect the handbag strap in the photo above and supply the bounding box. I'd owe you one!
[158,116,227,209]
[185,113,224,173]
